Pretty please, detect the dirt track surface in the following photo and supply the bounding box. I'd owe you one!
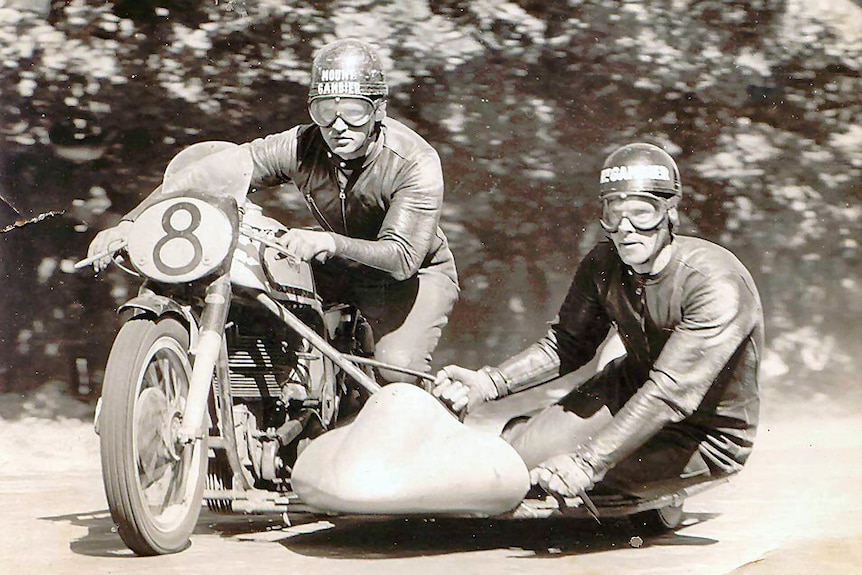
[0,384,860,575]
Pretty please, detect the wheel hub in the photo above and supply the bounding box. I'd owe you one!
[136,388,182,478]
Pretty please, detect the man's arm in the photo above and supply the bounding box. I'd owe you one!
[432,245,613,414]
[331,150,444,281]
[577,272,762,480]
[247,127,301,188]
[489,246,613,396]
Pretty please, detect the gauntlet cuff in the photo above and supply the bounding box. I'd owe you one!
[480,366,509,399]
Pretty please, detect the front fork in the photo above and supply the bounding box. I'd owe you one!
[178,273,232,444]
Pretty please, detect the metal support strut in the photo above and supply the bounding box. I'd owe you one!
[254,293,382,396]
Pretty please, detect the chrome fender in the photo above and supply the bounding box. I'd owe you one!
[97,294,199,436]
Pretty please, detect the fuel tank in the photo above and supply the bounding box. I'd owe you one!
[230,203,318,307]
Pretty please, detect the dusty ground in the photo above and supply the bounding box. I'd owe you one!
[0,380,859,575]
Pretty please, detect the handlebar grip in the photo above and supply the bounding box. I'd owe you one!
[73,239,128,269]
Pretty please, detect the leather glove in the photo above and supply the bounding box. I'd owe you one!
[432,365,498,414]
[87,220,133,273]
[530,453,596,499]
[277,229,336,263]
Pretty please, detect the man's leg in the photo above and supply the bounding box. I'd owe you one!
[600,426,714,498]
[507,403,614,470]
[506,359,630,469]
[506,359,718,496]
[353,270,459,384]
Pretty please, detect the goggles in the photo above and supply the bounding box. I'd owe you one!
[308,96,378,128]
[600,192,672,233]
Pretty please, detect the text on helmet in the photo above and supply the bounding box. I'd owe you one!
[316,68,362,96]
[317,81,362,96]
[600,164,671,184]
[320,68,359,81]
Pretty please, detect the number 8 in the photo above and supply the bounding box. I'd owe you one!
[153,202,204,276]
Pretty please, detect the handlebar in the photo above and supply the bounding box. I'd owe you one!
[73,224,301,272]
[238,224,301,266]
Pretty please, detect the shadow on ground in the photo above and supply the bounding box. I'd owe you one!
[43,506,720,560]
[272,513,720,559]
[40,509,134,558]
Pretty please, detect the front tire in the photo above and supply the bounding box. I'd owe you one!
[100,317,207,555]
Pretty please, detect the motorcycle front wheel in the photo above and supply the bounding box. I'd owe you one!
[100,317,207,555]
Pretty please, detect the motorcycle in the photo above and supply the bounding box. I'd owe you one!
[76,141,432,555]
[78,141,721,556]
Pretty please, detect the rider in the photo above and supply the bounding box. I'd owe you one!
[87,39,459,384]
[434,143,763,501]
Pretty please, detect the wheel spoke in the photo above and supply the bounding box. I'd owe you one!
[135,386,174,492]
[137,428,163,481]
[143,361,159,390]
[161,447,192,511]
[158,356,174,399]
[170,363,184,409]
[143,462,173,508]
[139,457,170,491]
[175,446,194,499]
[146,444,196,519]
[154,461,179,511]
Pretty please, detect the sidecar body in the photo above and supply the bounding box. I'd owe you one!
[287,383,724,532]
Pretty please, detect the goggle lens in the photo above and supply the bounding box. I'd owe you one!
[600,194,668,232]
[309,97,376,128]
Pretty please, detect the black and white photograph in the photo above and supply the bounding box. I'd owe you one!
[1,1,860,573]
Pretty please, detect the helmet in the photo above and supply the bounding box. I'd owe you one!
[308,39,389,101]
[599,143,681,199]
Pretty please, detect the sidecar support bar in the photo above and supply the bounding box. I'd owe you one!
[204,478,730,518]
[254,293,382,395]
[203,488,325,515]
[341,354,436,387]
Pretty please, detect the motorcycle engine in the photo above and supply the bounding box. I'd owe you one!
[221,304,336,486]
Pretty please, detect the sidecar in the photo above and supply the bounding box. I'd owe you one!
[270,383,725,535]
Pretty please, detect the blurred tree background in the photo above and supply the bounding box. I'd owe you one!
[1,0,859,413]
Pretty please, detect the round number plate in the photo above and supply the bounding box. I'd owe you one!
[127,197,234,283]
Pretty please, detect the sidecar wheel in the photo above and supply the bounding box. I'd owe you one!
[630,502,685,534]
[100,317,207,555]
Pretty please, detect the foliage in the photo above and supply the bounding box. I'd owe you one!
[0,0,859,408]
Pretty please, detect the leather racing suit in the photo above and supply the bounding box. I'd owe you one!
[485,236,763,496]
[248,118,457,286]
[246,118,459,383]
